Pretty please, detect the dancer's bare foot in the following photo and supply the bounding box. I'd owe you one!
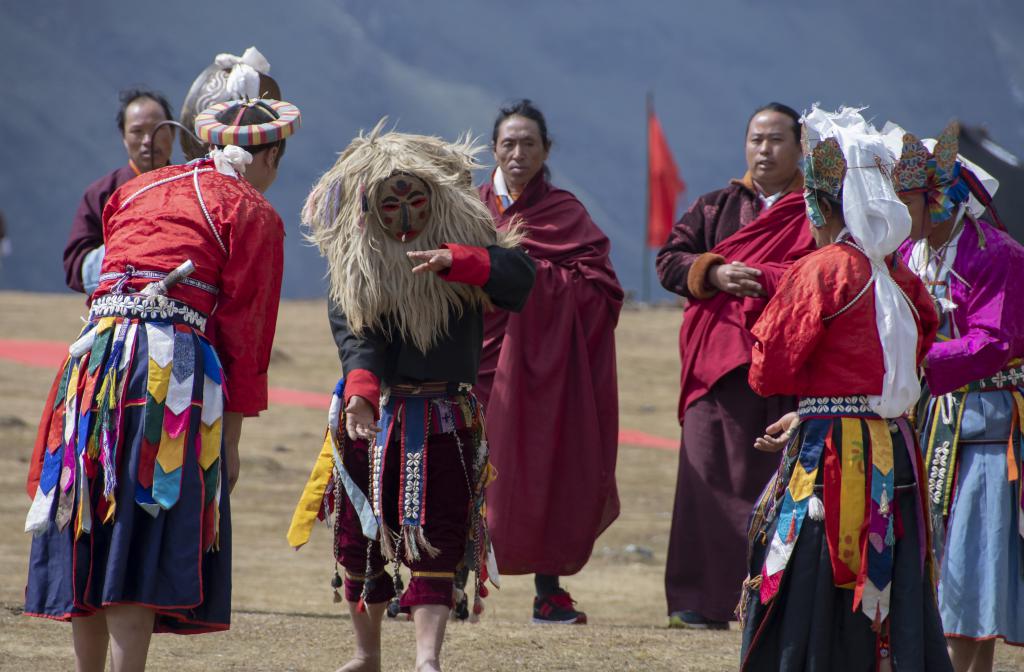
[415,660,441,672]
[336,655,380,672]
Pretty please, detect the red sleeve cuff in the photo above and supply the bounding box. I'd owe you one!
[224,371,268,417]
[440,243,491,286]
[344,369,381,418]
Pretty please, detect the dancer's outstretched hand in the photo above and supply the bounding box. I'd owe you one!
[345,396,380,442]
[753,411,799,452]
[407,249,453,274]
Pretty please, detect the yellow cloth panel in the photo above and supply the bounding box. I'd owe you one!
[147,360,171,404]
[199,418,222,470]
[788,463,817,502]
[839,418,866,581]
[156,427,186,473]
[866,419,893,475]
[286,430,335,549]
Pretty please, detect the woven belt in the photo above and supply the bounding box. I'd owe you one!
[99,267,218,295]
[387,381,471,398]
[968,362,1024,392]
[797,395,875,417]
[90,293,208,331]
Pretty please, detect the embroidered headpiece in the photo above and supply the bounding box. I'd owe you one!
[803,137,847,198]
[802,135,847,228]
[889,121,971,223]
[890,132,929,192]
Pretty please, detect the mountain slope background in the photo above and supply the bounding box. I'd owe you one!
[3,0,1023,298]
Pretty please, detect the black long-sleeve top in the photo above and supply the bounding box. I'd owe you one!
[329,243,535,410]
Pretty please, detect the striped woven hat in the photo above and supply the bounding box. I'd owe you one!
[194,98,301,147]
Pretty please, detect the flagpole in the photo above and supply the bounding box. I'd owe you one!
[643,91,653,303]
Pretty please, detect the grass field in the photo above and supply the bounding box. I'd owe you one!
[1,291,1021,671]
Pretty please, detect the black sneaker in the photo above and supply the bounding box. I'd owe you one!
[668,610,728,630]
[532,589,587,624]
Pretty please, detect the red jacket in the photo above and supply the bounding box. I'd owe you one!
[750,242,938,398]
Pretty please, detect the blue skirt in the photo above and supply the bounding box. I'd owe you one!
[931,389,1024,644]
[23,316,231,634]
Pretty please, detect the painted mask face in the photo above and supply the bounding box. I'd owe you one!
[377,172,430,242]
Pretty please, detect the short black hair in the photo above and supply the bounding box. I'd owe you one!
[213,101,287,167]
[747,102,801,144]
[492,98,552,150]
[117,88,174,134]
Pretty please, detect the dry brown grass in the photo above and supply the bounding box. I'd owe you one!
[0,291,1021,671]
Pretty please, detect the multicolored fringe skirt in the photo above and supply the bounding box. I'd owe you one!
[288,379,498,615]
[739,397,951,671]
[917,366,1024,644]
[23,313,230,634]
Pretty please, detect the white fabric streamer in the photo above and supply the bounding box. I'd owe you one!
[214,46,271,100]
[210,145,253,177]
[804,106,920,418]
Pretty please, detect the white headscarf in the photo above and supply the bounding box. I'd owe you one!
[214,46,271,100]
[804,106,920,418]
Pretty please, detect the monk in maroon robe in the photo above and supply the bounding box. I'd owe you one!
[477,100,623,624]
[656,103,814,628]
[64,89,174,293]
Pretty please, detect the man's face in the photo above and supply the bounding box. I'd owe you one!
[122,97,172,172]
[745,111,801,192]
[493,115,549,192]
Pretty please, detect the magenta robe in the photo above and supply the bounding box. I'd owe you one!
[900,218,1024,394]
[477,171,624,576]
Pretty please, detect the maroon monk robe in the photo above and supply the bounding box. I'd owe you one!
[63,164,137,292]
[659,189,814,622]
[676,191,815,419]
[477,171,624,576]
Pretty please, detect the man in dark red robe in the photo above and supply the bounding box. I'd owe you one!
[656,103,814,628]
[477,100,623,624]
[63,88,174,293]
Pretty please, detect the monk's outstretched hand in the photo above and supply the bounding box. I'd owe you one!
[710,261,764,297]
[753,411,799,452]
[407,249,453,274]
[345,396,380,442]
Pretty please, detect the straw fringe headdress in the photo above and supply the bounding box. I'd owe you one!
[304,119,521,353]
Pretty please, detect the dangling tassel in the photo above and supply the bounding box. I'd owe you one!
[379,524,397,560]
[734,574,763,626]
[876,628,892,672]
[386,569,404,619]
[785,512,798,543]
[386,541,404,619]
[807,494,825,522]
[451,588,469,622]
[331,567,343,604]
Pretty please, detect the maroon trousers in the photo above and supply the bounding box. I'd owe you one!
[664,366,793,622]
[336,429,474,608]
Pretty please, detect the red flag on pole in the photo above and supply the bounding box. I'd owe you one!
[646,97,685,248]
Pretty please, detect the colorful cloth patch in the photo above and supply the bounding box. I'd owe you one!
[24,318,224,552]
